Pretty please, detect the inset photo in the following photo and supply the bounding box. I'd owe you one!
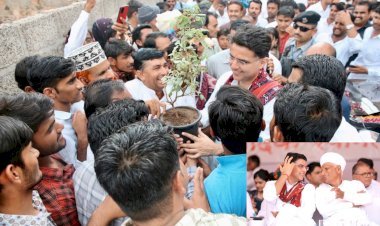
[247,143,380,226]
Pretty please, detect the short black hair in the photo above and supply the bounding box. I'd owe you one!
[0,116,33,174]
[285,152,307,163]
[14,55,40,91]
[95,120,178,221]
[209,86,263,153]
[104,39,134,59]
[248,155,260,166]
[26,56,76,93]
[374,5,380,14]
[205,12,218,27]
[306,162,321,175]
[84,79,127,118]
[297,3,306,12]
[250,0,263,10]
[232,24,271,58]
[217,28,230,38]
[88,99,149,153]
[356,0,371,12]
[127,0,143,18]
[132,24,152,45]
[0,93,54,132]
[357,158,374,169]
[229,19,250,32]
[267,0,280,8]
[143,32,170,49]
[227,0,244,10]
[254,169,270,181]
[292,55,346,105]
[274,83,341,142]
[133,48,165,70]
[331,2,345,11]
[277,6,295,18]
[352,162,371,175]
[280,0,298,9]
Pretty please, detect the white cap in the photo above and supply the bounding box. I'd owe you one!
[66,42,107,72]
[320,152,346,171]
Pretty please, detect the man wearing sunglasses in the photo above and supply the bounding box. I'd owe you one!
[280,11,320,77]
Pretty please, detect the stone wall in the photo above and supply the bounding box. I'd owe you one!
[0,0,156,95]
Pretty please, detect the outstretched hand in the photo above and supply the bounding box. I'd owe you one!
[280,156,294,176]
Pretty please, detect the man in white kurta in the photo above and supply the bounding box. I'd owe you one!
[316,152,373,226]
[352,163,380,225]
[125,48,196,108]
[262,153,316,226]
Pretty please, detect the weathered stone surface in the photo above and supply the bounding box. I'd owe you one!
[0,23,26,68]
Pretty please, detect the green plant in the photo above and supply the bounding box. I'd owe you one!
[163,7,207,107]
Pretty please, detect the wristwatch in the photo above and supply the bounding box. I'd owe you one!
[346,24,355,30]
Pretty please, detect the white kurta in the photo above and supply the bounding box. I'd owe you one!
[64,10,89,57]
[125,78,197,108]
[329,117,366,142]
[262,180,316,226]
[315,180,372,226]
[306,2,331,19]
[363,180,380,225]
[333,34,362,66]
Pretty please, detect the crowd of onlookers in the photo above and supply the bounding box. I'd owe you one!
[1,0,380,224]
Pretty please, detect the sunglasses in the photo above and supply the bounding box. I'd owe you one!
[293,23,314,32]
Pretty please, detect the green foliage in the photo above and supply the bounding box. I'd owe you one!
[163,7,206,106]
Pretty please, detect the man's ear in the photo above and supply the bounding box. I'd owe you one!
[78,77,89,86]
[273,125,284,142]
[261,120,266,131]
[108,57,117,67]
[43,87,56,99]
[1,164,23,187]
[24,86,35,93]
[172,171,186,194]
[136,40,143,47]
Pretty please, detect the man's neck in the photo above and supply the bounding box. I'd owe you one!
[238,77,257,90]
[321,0,328,10]
[327,17,334,25]
[133,205,185,226]
[332,33,346,43]
[278,30,289,37]
[0,189,37,215]
[329,178,343,188]
[129,17,138,29]
[355,21,368,29]
[251,17,258,25]
[267,17,275,23]
[287,176,299,185]
[38,155,64,168]
[296,39,311,48]
[54,102,71,112]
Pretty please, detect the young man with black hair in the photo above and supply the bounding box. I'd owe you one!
[14,55,40,92]
[205,12,219,38]
[104,39,135,82]
[93,120,246,226]
[287,54,366,142]
[131,24,153,50]
[205,86,264,217]
[317,2,345,36]
[126,0,143,31]
[0,93,81,225]
[247,155,262,191]
[220,0,245,30]
[74,99,149,225]
[26,55,90,166]
[0,116,54,225]
[202,24,282,140]
[263,152,316,226]
[267,0,280,23]
[270,83,341,142]
[217,28,230,50]
[272,7,295,57]
[306,162,323,188]
[248,0,269,27]
[353,1,372,38]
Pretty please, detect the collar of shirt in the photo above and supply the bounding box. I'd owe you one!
[39,155,74,182]
[216,154,246,171]
[55,110,72,120]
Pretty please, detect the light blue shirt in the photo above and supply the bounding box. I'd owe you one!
[204,154,246,217]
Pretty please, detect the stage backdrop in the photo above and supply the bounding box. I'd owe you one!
[247,143,380,180]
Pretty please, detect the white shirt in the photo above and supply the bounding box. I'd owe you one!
[255,17,269,28]
[332,34,362,66]
[306,2,331,19]
[349,27,380,80]
[200,71,276,140]
[317,18,334,36]
[209,5,230,28]
[125,78,196,108]
[64,10,90,57]
[316,180,372,225]
[262,180,316,226]
[330,117,365,142]
[363,180,380,225]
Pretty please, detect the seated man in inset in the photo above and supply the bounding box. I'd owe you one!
[263,152,316,226]
[205,86,264,217]
[270,83,341,142]
[94,120,246,225]
[316,152,372,225]
[0,116,55,225]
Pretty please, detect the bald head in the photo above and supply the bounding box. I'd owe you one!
[306,42,336,57]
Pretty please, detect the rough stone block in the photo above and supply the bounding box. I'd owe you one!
[55,3,83,37]
[0,23,27,68]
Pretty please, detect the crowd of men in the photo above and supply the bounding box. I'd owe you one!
[1,0,380,224]
[247,153,380,226]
